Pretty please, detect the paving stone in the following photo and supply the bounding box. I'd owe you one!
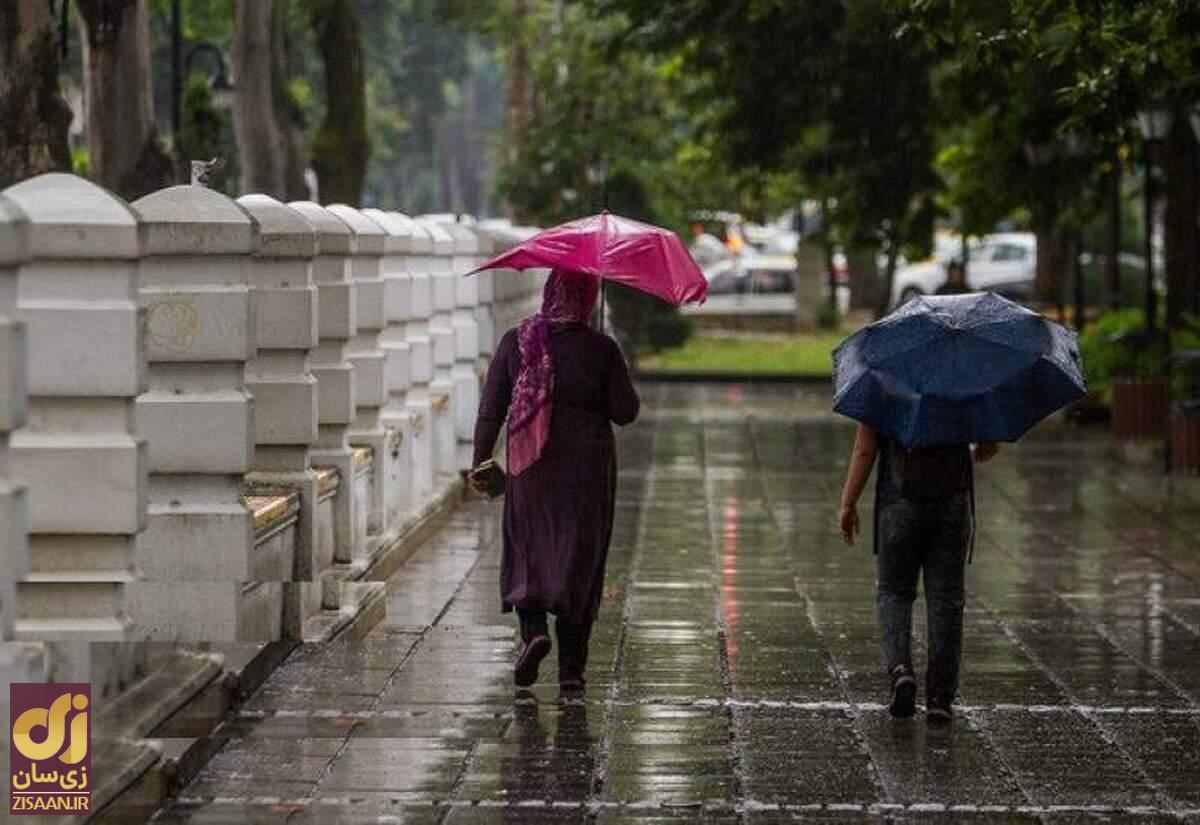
[154,384,1200,822]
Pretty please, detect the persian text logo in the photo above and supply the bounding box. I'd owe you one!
[9,683,90,816]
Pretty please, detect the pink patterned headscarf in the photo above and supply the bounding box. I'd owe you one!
[507,269,601,476]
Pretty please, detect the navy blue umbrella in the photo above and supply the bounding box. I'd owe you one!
[832,292,1086,447]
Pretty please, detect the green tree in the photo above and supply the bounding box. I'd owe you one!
[608,0,939,317]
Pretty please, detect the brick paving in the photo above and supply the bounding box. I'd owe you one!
[154,383,1200,823]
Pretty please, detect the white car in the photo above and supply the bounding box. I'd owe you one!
[890,233,1036,307]
[701,254,850,314]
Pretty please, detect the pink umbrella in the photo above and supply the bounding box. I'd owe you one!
[467,212,707,306]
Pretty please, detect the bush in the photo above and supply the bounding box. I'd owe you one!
[815,301,840,330]
[1079,309,1200,404]
[606,281,694,357]
[645,312,693,352]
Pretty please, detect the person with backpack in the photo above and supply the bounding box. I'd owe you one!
[837,424,998,721]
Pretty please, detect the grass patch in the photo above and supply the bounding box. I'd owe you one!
[639,332,850,376]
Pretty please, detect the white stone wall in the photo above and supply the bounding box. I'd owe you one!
[0,196,28,642]
[0,174,549,741]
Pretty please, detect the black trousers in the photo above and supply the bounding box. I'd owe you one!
[875,492,971,703]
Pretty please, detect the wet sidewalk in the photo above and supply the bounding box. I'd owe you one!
[154,384,1200,823]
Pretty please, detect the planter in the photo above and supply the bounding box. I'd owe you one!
[1111,376,1168,441]
[1170,402,1200,475]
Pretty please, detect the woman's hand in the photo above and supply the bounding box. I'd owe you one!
[467,467,491,494]
[838,505,860,545]
[973,442,999,463]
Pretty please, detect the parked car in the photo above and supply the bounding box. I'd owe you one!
[890,232,1036,307]
[702,255,850,312]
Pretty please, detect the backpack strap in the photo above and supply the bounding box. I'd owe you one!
[967,463,976,564]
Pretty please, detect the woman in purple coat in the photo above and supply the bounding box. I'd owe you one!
[471,269,640,691]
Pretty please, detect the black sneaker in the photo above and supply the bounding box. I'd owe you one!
[888,665,917,718]
[514,634,552,687]
[926,696,954,723]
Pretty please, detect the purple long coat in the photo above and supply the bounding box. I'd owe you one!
[473,322,640,624]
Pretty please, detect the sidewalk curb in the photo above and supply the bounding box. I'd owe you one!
[636,369,833,385]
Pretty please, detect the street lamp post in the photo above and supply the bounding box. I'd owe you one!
[171,0,182,138]
[169,0,234,181]
[1137,104,1174,472]
[184,42,235,109]
[1137,105,1171,332]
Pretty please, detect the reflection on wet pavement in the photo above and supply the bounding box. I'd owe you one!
[153,384,1200,823]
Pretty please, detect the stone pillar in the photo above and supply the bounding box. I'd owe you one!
[3,173,146,641]
[419,219,459,478]
[0,181,48,797]
[403,221,436,501]
[362,209,416,526]
[470,225,497,363]
[236,194,323,630]
[436,222,482,471]
[326,205,390,548]
[0,196,29,641]
[129,185,258,642]
[287,201,358,568]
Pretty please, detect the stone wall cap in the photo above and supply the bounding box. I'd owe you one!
[464,223,495,255]
[393,213,433,254]
[326,204,386,255]
[416,217,455,254]
[438,222,480,255]
[2,173,140,259]
[237,194,318,258]
[474,221,539,252]
[288,201,354,255]
[0,195,30,267]
[360,208,413,254]
[133,185,257,255]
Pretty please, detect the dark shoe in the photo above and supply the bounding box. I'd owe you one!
[559,677,586,698]
[888,665,917,719]
[514,634,552,687]
[926,697,953,723]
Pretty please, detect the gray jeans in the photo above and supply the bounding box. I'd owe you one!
[876,492,972,702]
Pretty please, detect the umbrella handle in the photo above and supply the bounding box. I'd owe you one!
[600,279,606,332]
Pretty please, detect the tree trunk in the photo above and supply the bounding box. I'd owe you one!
[847,246,879,310]
[1033,225,1071,305]
[503,0,533,220]
[231,0,305,199]
[1164,111,1198,329]
[875,240,899,319]
[1105,159,1122,309]
[274,0,307,201]
[310,0,368,206]
[506,0,533,165]
[76,0,173,200]
[0,0,72,188]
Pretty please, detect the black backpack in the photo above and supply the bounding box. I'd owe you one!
[886,441,973,499]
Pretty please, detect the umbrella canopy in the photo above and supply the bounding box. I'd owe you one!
[833,292,1086,447]
[467,212,707,307]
